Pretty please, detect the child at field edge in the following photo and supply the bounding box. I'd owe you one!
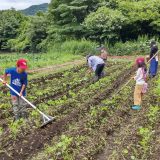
[132,58,147,110]
[3,59,28,121]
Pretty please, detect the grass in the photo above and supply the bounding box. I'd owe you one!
[0,39,97,75]
[0,52,82,75]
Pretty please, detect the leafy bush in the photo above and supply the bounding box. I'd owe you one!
[83,6,126,42]
[106,36,159,56]
[118,0,160,41]
[0,9,25,51]
[8,14,48,53]
[48,39,97,56]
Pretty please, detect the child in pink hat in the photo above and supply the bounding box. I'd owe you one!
[132,57,148,110]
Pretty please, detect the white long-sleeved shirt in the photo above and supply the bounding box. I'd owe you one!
[88,56,105,71]
[134,68,146,85]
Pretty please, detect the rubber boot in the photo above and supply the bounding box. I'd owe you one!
[21,111,28,120]
[14,114,20,121]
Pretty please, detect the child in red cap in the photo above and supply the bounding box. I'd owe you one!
[132,57,147,110]
[3,59,28,120]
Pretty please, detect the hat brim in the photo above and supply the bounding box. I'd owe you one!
[19,65,28,69]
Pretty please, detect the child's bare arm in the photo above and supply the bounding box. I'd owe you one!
[3,73,8,84]
[20,84,26,96]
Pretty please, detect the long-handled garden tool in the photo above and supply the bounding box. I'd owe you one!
[0,78,55,128]
[115,51,159,95]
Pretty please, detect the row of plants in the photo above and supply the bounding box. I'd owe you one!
[28,62,121,103]
[31,71,136,160]
[0,62,120,122]
[123,75,160,160]
[1,61,131,139]
[35,70,160,160]
[0,65,86,102]
[0,64,86,92]
[33,72,159,160]
[0,61,133,159]
[95,74,160,160]
[146,77,160,160]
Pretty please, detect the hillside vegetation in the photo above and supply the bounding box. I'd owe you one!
[0,0,160,54]
[20,3,48,16]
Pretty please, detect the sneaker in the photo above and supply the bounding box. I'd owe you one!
[131,105,141,110]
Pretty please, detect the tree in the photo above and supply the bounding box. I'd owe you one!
[118,0,160,40]
[47,0,101,41]
[9,14,48,52]
[83,6,126,43]
[0,9,25,51]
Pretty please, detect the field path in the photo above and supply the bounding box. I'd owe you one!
[27,55,137,74]
[0,55,137,77]
[28,55,136,74]
[0,59,85,79]
[28,59,84,74]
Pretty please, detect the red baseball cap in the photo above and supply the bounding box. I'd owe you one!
[136,57,145,65]
[17,59,28,69]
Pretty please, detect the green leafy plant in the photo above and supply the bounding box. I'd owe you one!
[138,127,152,153]
[46,135,73,159]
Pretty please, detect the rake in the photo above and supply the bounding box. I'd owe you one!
[0,78,55,128]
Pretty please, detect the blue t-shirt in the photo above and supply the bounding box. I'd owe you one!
[5,67,28,96]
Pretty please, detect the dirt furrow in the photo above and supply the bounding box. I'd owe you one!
[0,66,135,160]
[0,63,122,130]
[95,76,159,160]
[147,122,160,160]
[33,63,122,105]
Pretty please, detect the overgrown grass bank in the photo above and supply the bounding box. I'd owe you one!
[0,37,159,75]
[0,52,81,75]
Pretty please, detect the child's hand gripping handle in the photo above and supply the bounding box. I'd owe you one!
[0,78,7,85]
[0,78,23,97]
[2,81,7,85]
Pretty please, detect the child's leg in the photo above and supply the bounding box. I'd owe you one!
[19,97,28,119]
[11,96,20,120]
[134,85,143,106]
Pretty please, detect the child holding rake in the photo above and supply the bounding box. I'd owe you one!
[132,58,148,110]
[3,59,28,120]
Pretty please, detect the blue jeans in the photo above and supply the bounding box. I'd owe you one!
[149,58,158,77]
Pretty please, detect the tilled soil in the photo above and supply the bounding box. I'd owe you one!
[0,66,135,160]
[0,63,122,132]
[95,76,159,160]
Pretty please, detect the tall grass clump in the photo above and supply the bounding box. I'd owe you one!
[106,36,159,56]
[48,39,97,56]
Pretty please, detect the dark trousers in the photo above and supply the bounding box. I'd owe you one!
[95,64,105,80]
